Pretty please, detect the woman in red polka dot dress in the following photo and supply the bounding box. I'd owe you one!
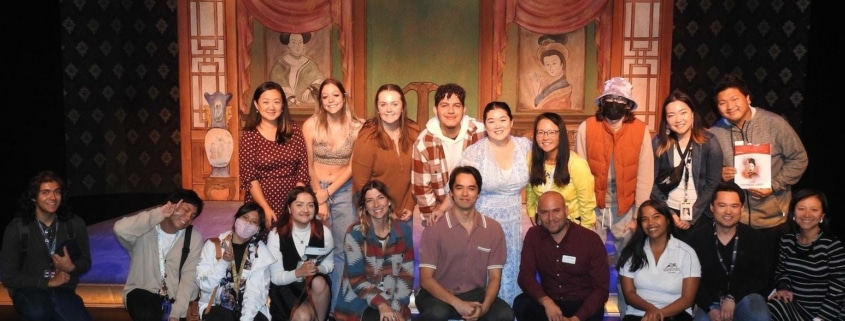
[239,81,310,229]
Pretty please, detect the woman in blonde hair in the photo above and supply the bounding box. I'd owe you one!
[333,180,414,321]
[301,78,364,311]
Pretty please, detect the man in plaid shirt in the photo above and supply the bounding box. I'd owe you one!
[412,83,485,227]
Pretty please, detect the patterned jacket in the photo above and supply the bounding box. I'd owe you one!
[411,116,484,214]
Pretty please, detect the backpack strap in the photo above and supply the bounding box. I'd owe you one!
[178,225,193,281]
[17,219,28,253]
[202,237,223,316]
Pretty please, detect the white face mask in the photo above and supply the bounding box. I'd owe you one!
[234,218,259,239]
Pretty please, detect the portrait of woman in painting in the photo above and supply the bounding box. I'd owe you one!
[269,32,326,109]
[531,34,572,111]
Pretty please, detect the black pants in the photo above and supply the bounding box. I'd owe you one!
[622,311,692,321]
[126,288,187,321]
[415,288,514,321]
[202,305,269,321]
[512,293,603,321]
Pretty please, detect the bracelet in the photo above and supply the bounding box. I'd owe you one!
[722,294,735,302]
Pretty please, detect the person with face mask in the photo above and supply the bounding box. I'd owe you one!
[573,77,655,317]
[195,202,275,321]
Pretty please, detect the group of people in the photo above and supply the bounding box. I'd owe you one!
[1,73,842,321]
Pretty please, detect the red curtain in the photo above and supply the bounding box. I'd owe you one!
[493,0,610,96]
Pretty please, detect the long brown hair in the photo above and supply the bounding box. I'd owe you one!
[366,84,413,152]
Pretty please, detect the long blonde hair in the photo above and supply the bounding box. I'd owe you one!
[313,78,361,143]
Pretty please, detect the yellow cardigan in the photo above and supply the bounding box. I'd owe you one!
[525,150,597,229]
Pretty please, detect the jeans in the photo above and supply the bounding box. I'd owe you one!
[323,179,355,313]
[693,293,771,321]
[9,286,92,321]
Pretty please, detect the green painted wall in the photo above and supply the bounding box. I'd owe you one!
[366,1,480,120]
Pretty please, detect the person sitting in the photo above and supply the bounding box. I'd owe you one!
[514,191,608,321]
[687,182,771,321]
[617,199,700,321]
[267,186,334,321]
[768,189,845,321]
[195,202,274,321]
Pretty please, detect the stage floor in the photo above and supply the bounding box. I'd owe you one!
[1,201,619,316]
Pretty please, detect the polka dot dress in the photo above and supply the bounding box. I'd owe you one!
[239,123,310,219]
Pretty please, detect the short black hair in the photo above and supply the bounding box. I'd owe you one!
[167,188,204,218]
[449,165,482,191]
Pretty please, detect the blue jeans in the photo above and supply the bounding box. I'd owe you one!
[9,286,93,321]
[693,293,771,321]
[323,179,355,313]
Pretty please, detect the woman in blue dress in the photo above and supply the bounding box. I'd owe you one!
[458,101,531,305]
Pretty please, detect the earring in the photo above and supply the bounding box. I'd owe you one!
[820,218,824,223]
[793,216,796,221]
[665,125,670,136]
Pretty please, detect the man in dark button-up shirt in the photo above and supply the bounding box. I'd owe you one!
[515,191,609,321]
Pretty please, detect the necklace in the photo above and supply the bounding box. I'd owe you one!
[798,231,821,246]
[293,230,308,244]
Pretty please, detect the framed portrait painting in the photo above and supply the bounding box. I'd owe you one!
[262,27,333,114]
[517,27,586,113]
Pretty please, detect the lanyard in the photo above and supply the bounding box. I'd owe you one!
[37,220,59,257]
[230,243,250,298]
[156,225,182,297]
[715,233,739,291]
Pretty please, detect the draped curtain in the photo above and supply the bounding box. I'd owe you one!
[237,0,353,107]
[493,0,610,96]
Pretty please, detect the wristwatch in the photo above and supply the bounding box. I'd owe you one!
[722,294,735,302]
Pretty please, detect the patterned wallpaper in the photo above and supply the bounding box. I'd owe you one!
[61,0,181,195]
[670,0,811,129]
[57,0,813,196]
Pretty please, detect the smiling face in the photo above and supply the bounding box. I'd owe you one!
[665,100,693,137]
[716,87,752,125]
[289,192,317,227]
[450,173,480,212]
[484,107,513,142]
[534,118,560,157]
[254,88,283,122]
[364,188,391,220]
[794,196,825,233]
[537,193,569,236]
[710,190,742,229]
[377,89,404,127]
[166,202,199,231]
[34,181,62,217]
[320,83,345,115]
[434,94,465,136]
[640,205,669,241]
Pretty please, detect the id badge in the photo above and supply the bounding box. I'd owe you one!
[160,298,172,321]
[680,202,692,221]
[43,269,56,278]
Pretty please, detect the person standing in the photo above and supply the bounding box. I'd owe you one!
[687,182,772,321]
[457,101,531,305]
[411,83,485,226]
[768,189,845,321]
[351,84,420,225]
[514,191,608,321]
[239,80,310,229]
[195,202,274,321]
[708,74,808,252]
[0,170,93,321]
[334,180,415,321]
[415,166,514,321]
[526,112,596,230]
[574,77,654,315]
[114,188,205,321]
[651,91,723,241]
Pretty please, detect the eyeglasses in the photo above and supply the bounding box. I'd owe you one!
[535,130,559,137]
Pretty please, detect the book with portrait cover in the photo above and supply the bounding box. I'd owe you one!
[733,143,771,189]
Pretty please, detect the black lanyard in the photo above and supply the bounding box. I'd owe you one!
[715,233,739,291]
[37,221,59,256]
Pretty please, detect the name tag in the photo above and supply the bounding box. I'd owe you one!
[561,255,576,264]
